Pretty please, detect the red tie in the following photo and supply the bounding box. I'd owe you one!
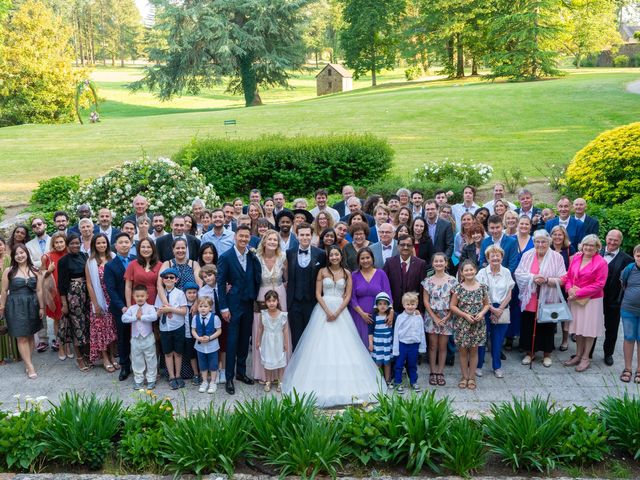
[401,261,408,275]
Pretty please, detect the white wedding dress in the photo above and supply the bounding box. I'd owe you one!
[282,277,386,407]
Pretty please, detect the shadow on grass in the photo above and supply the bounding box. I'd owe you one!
[89,100,241,119]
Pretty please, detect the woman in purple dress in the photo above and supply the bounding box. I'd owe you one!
[349,247,393,346]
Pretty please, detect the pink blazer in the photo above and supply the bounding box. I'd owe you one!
[563,253,608,299]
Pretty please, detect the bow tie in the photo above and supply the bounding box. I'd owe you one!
[383,245,392,250]
[604,251,615,257]
[299,249,309,255]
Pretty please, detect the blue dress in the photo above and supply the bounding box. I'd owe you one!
[507,235,534,338]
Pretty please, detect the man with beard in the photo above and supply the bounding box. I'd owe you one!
[276,210,298,251]
[150,213,167,242]
[201,209,235,256]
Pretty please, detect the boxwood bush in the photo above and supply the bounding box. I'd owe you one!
[174,134,393,199]
[589,197,640,253]
[564,122,640,204]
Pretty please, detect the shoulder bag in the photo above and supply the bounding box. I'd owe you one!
[538,281,572,324]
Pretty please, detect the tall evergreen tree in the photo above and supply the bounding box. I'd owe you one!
[484,0,562,80]
[134,0,309,107]
[340,0,406,86]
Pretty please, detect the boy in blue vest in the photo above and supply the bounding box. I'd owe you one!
[191,296,222,393]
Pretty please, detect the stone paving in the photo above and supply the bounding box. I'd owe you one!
[1,329,638,414]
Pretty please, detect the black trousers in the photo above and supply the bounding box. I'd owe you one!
[225,301,254,381]
[590,304,621,358]
[289,300,315,350]
[115,313,131,368]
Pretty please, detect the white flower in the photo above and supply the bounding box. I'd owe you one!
[13,394,20,399]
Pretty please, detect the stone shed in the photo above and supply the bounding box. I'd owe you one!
[316,63,353,96]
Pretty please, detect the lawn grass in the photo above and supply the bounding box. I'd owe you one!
[1,65,639,206]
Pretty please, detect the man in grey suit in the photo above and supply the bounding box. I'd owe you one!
[370,223,398,269]
[424,199,454,260]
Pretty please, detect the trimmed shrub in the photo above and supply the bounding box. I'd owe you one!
[27,175,80,228]
[613,55,630,67]
[174,134,393,199]
[414,159,493,187]
[590,197,640,253]
[69,156,220,225]
[564,122,640,204]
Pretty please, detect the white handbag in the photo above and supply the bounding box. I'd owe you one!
[537,282,572,324]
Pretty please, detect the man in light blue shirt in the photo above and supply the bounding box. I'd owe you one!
[201,208,235,256]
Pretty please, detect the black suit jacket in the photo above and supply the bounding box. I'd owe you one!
[601,249,633,307]
[581,215,600,237]
[430,218,454,259]
[104,255,135,317]
[216,247,261,312]
[285,246,326,310]
[332,200,347,218]
[155,234,201,262]
[515,207,544,232]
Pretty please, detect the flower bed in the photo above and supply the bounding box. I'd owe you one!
[1,391,638,478]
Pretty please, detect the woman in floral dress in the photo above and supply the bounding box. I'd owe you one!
[450,259,490,390]
[85,233,118,371]
[422,252,457,386]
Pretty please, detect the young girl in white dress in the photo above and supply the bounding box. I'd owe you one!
[257,290,289,392]
[282,245,386,407]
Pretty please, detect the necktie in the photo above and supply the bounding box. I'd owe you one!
[299,249,309,255]
[120,255,129,270]
[161,289,171,325]
[401,261,408,275]
[38,239,46,254]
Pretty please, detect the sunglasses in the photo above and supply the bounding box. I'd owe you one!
[31,222,43,228]
[163,275,177,280]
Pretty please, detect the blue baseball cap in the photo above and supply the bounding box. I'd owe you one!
[182,281,199,291]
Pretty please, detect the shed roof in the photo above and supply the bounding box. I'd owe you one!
[315,63,352,78]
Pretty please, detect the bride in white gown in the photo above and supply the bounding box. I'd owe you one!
[282,246,386,407]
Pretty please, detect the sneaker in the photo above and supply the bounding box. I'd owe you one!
[494,369,504,378]
[177,378,186,388]
[521,355,532,365]
[133,382,144,390]
[218,370,226,384]
[387,381,394,389]
[192,374,202,386]
[411,383,421,392]
[475,368,483,377]
[147,381,156,390]
[543,357,553,368]
[207,383,217,394]
[395,384,405,394]
[169,378,179,390]
[199,381,208,393]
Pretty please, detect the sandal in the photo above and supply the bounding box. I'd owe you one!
[436,373,446,386]
[25,368,38,380]
[104,363,116,373]
[264,382,271,392]
[276,382,282,393]
[429,373,437,385]
[620,369,632,383]
[559,343,568,352]
[467,379,477,390]
[112,362,121,370]
[635,371,640,384]
[458,378,467,389]
[77,359,90,372]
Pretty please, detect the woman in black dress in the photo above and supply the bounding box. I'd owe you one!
[0,244,44,379]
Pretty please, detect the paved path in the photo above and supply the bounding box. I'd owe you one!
[626,79,640,94]
[1,329,638,415]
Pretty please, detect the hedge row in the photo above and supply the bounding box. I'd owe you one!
[173,134,394,199]
[2,392,639,478]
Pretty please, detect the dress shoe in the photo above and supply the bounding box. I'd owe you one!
[119,367,131,381]
[604,355,614,366]
[225,379,235,395]
[236,373,255,385]
[500,351,507,361]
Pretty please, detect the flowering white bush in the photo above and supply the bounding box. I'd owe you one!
[68,157,220,224]
[414,159,493,187]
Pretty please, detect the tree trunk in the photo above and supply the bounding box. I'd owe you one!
[471,56,478,76]
[76,13,85,66]
[88,5,95,65]
[456,33,464,78]
[371,42,377,87]
[315,51,319,68]
[239,55,262,106]
[575,54,581,68]
[446,36,454,77]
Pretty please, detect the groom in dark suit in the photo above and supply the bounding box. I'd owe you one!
[104,232,137,381]
[286,222,326,349]
[216,225,261,394]
[155,215,201,262]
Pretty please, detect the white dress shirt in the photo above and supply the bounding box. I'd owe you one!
[297,246,311,268]
[603,249,619,265]
[122,303,157,338]
[381,241,395,264]
[477,265,515,305]
[392,311,427,355]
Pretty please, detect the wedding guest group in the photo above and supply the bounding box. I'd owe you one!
[0,183,637,407]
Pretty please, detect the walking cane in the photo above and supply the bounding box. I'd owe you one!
[530,284,542,371]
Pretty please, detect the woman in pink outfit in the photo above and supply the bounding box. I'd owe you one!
[562,234,608,372]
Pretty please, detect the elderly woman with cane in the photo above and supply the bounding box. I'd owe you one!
[515,230,567,367]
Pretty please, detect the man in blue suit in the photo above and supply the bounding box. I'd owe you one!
[216,225,261,395]
[104,232,137,381]
[479,215,519,274]
[545,196,584,247]
[573,198,600,239]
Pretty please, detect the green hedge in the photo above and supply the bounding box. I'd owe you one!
[366,175,466,204]
[590,197,640,253]
[2,391,639,477]
[174,134,394,199]
[26,175,80,229]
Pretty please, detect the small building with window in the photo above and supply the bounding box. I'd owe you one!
[315,63,353,96]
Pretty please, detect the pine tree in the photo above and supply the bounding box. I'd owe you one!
[134,0,310,107]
